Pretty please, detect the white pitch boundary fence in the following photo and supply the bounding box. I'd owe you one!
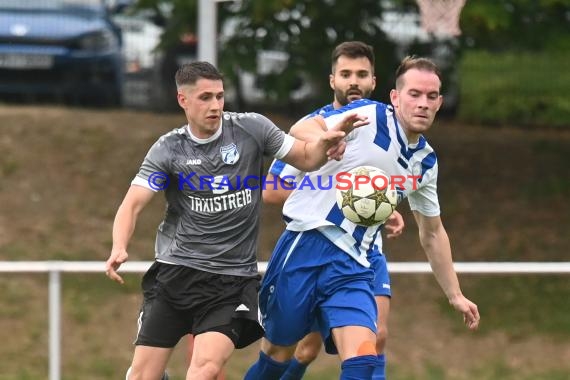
[2,261,570,380]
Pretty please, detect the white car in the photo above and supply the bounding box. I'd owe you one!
[111,4,164,108]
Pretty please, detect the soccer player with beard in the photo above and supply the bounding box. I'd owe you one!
[262,41,402,380]
[246,55,480,380]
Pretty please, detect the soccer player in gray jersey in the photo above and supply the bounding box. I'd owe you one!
[104,61,368,380]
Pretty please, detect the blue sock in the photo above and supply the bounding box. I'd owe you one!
[244,351,290,380]
[340,355,379,380]
[372,354,386,380]
[280,358,308,380]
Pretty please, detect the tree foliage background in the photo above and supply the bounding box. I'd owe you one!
[216,0,401,108]
[459,0,569,51]
[133,0,569,116]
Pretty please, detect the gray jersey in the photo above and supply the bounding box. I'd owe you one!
[132,112,294,277]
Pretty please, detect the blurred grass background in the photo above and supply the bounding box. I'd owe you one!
[458,50,569,128]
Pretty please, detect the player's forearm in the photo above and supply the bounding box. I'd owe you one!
[111,203,138,252]
[299,139,333,171]
[282,138,331,172]
[420,229,463,301]
[111,186,154,251]
[289,117,326,142]
[262,187,293,205]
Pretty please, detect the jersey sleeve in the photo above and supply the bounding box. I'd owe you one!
[131,134,173,192]
[322,99,383,133]
[266,105,328,185]
[235,112,294,159]
[407,163,441,217]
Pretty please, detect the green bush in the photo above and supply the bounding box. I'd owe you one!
[458,50,570,128]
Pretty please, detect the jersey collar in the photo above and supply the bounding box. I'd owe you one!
[185,120,223,144]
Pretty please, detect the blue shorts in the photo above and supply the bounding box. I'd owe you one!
[302,250,390,334]
[369,251,391,297]
[260,229,377,354]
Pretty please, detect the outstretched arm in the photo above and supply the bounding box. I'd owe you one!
[282,113,368,171]
[105,185,155,284]
[413,211,480,330]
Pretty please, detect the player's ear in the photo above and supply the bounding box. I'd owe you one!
[329,73,335,91]
[177,91,186,109]
[389,89,398,108]
[436,95,443,112]
[371,75,377,92]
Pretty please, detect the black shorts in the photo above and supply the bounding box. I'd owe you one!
[134,261,264,349]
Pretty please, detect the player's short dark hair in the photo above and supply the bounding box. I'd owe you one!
[175,61,224,88]
[394,56,442,89]
[331,41,375,74]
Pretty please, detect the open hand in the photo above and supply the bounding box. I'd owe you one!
[331,112,369,134]
[105,248,129,284]
[384,210,404,239]
[449,294,480,331]
[324,113,369,160]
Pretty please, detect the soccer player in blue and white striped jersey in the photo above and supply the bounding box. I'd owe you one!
[245,56,480,380]
[262,41,402,380]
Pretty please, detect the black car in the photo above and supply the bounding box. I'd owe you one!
[0,0,124,106]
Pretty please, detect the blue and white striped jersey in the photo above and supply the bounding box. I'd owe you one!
[281,99,440,267]
[268,103,335,182]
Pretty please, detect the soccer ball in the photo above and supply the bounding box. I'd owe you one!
[336,166,398,227]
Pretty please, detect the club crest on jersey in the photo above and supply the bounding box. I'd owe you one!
[220,143,240,165]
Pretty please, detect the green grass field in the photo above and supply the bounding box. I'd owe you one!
[2,273,568,379]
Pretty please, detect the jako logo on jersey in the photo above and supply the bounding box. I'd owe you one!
[220,143,240,164]
[186,159,202,165]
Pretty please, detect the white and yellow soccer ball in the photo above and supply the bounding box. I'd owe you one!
[336,166,398,227]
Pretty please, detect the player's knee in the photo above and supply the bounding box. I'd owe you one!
[295,340,321,364]
[126,365,143,380]
[126,365,162,380]
[201,363,223,379]
[188,361,223,380]
[375,325,388,353]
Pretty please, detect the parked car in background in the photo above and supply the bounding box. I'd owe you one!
[111,6,306,112]
[0,0,123,106]
[111,3,164,108]
[111,0,197,111]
